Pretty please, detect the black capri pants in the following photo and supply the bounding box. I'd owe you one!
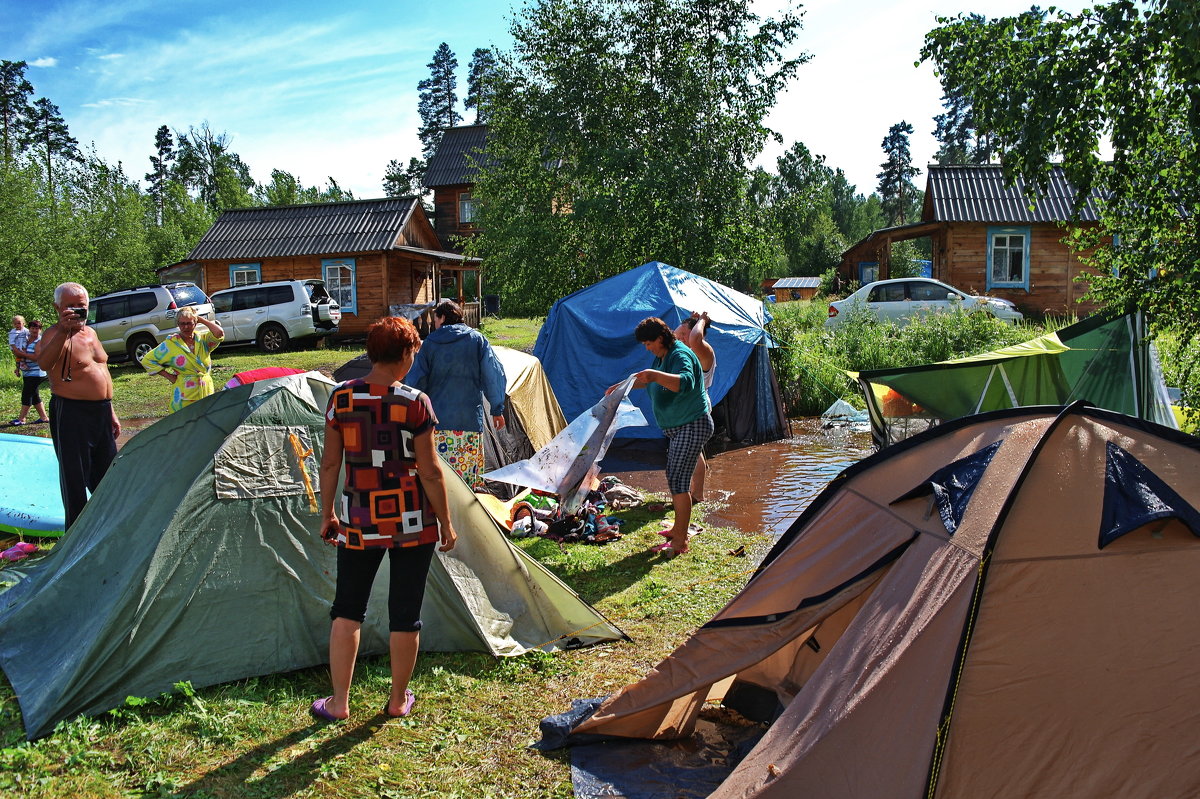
[330,542,437,632]
[21,376,46,407]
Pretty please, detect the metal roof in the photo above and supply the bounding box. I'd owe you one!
[927,164,1103,223]
[773,277,821,289]
[393,245,480,263]
[187,197,416,260]
[423,124,490,188]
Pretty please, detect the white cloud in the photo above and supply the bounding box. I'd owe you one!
[98,53,124,61]
[81,97,150,108]
[29,57,59,68]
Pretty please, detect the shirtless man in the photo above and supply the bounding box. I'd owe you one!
[674,311,716,502]
[34,282,121,528]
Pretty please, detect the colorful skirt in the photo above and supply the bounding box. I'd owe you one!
[434,430,485,490]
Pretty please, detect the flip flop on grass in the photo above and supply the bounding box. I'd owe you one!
[383,689,416,718]
[309,696,347,722]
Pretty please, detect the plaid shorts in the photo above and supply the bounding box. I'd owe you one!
[662,414,714,495]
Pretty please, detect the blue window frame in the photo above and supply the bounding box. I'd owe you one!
[323,258,357,315]
[229,263,261,286]
[986,227,1031,291]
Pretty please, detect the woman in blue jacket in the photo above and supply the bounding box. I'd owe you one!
[406,300,507,489]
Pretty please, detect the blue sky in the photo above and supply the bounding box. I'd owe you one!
[2,0,1091,199]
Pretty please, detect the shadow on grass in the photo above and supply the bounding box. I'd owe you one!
[171,714,387,798]
[565,547,663,605]
[517,535,662,605]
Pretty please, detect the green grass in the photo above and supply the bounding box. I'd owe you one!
[479,316,543,353]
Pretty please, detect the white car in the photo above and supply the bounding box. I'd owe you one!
[825,278,1023,330]
[210,279,341,353]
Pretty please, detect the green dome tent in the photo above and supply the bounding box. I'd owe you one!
[0,372,624,739]
[853,312,1175,447]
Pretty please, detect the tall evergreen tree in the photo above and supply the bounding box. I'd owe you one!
[145,124,174,225]
[465,48,498,124]
[0,60,34,164]
[930,13,992,166]
[23,97,80,201]
[382,157,427,199]
[876,120,920,226]
[417,43,462,160]
[933,94,993,165]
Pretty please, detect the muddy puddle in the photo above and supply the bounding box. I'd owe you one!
[607,418,874,538]
[116,416,158,449]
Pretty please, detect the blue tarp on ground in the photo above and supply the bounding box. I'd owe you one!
[533,262,784,441]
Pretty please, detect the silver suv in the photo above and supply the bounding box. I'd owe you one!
[209,279,341,354]
[90,283,215,361]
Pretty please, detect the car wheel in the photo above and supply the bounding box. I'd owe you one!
[257,323,289,354]
[129,335,157,362]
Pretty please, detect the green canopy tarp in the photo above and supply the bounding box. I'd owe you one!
[0,372,625,739]
[853,313,1176,447]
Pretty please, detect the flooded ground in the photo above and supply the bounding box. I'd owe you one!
[607,418,874,538]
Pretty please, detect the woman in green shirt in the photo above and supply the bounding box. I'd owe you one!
[625,317,713,556]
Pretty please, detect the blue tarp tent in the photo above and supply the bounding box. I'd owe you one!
[533,262,787,442]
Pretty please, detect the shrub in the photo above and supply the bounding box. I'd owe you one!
[768,302,1057,418]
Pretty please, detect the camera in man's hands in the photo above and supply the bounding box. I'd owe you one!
[69,307,87,318]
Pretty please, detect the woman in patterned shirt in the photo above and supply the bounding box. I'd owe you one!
[310,316,457,722]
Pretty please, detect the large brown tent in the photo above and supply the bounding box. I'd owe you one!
[543,403,1200,798]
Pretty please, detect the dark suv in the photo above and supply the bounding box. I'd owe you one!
[90,283,215,361]
[209,279,341,353]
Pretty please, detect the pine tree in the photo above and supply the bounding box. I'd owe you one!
[417,43,462,160]
[933,90,992,165]
[24,97,80,201]
[876,121,920,226]
[465,48,497,124]
[145,125,174,225]
[0,60,34,164]
[382,157,426,198]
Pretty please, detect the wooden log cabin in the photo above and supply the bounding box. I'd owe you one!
[423,124,489,252]
[162,197,482,337]
[836,165,1105,317]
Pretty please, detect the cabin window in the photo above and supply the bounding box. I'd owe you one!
[323,258,357,315]
[459,192,477,225]
[858,262,878,284]
[230,263,261,286]
[987,227,1030,290]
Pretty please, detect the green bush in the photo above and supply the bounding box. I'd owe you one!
[1153,326,1199,431]
[768,301,1054,417]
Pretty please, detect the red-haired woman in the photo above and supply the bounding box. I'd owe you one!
[310,316,456,722]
